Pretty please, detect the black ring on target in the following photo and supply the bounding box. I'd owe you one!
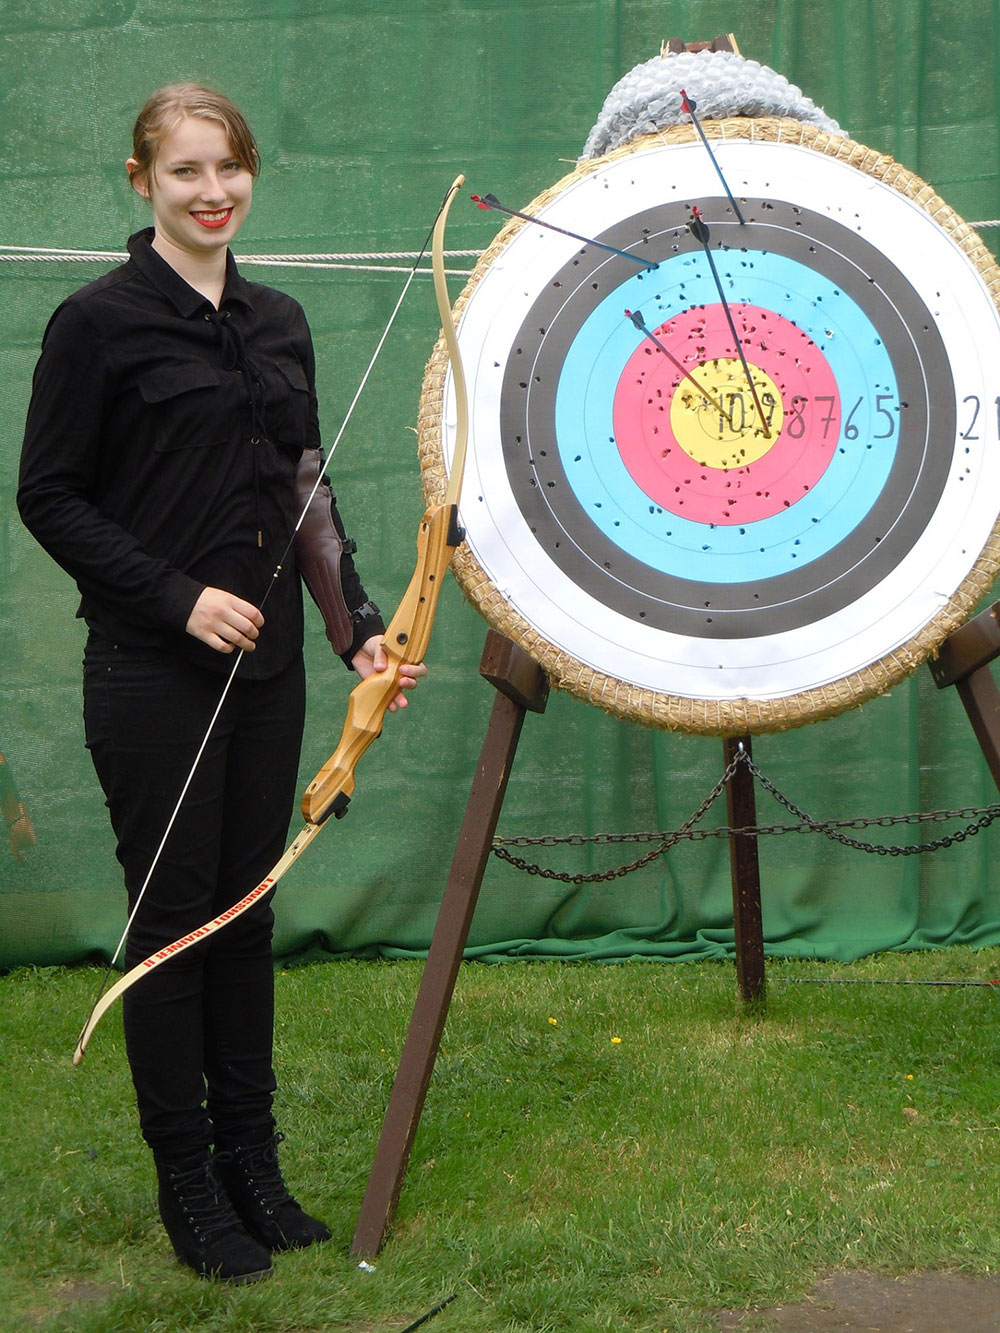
[500,198,954,638]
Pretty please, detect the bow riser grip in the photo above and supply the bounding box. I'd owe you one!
[381,502,459,663]
[301,502,459,824]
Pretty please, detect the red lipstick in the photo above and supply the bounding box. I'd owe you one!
[191,208,234,229]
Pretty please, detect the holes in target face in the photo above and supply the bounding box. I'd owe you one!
[485,185,958,655]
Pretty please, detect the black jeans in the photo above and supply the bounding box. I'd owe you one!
[83,640,306,1158]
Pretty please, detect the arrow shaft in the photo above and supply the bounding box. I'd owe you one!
[628,312,728,419]
[476,194,654,270]
[680,90,746,225]
[696,239,771,439]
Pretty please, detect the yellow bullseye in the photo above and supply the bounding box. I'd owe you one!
[669,358,784,468]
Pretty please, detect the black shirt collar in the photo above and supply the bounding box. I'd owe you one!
[126,228,256,317]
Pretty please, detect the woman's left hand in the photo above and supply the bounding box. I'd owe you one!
[351,634,427,712]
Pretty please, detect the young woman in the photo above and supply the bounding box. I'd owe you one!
[18,84,424,1284]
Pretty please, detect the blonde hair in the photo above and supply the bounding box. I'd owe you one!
[128,83,260,188]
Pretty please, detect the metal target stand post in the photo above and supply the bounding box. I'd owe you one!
[722,734,765,1003]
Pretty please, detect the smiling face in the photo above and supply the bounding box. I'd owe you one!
[128,116,253,265]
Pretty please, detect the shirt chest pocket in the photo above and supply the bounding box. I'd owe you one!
[265,358,310,453]
[138,363,228,452]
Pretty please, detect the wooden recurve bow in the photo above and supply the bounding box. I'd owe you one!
[73,174,469,1064]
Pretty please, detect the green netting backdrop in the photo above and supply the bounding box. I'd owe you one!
[3,0,1000,971]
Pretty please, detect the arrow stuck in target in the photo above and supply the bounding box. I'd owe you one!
[624,308,729,421]
[472,193,658,270]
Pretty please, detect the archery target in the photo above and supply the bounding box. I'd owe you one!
[420,123,1000,733]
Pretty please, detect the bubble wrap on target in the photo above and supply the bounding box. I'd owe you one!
[580,50,843,160]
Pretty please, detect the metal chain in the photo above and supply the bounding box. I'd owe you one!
[741,753,1000,856]
[492,750,744,885]
[491,747,1000,884]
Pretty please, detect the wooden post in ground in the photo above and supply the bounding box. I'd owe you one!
[723,735,765,1002]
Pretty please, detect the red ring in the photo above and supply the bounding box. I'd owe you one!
[612,304,840,524]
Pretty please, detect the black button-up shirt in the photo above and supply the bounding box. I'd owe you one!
[18,229,380,678]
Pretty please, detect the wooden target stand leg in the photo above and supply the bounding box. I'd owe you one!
[928,600,1000,788]
[351,630,549,1259]
[351,632,770,1254]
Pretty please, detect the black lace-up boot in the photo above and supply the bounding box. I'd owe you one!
[214,1130,331,1252]
[155,1149,273,1283]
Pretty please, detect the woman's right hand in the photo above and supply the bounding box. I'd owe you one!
[186,587,264,653]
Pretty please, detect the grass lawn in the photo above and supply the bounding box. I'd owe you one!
[1,949,998,1331]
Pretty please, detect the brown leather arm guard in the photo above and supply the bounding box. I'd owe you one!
[294,448,354,654]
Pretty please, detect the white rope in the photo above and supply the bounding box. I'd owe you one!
[0,244,481,274]
[4,219,999,277]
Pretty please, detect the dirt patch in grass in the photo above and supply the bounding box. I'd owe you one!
[715,1270,1000,1331]
[20,1281,115,1328]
